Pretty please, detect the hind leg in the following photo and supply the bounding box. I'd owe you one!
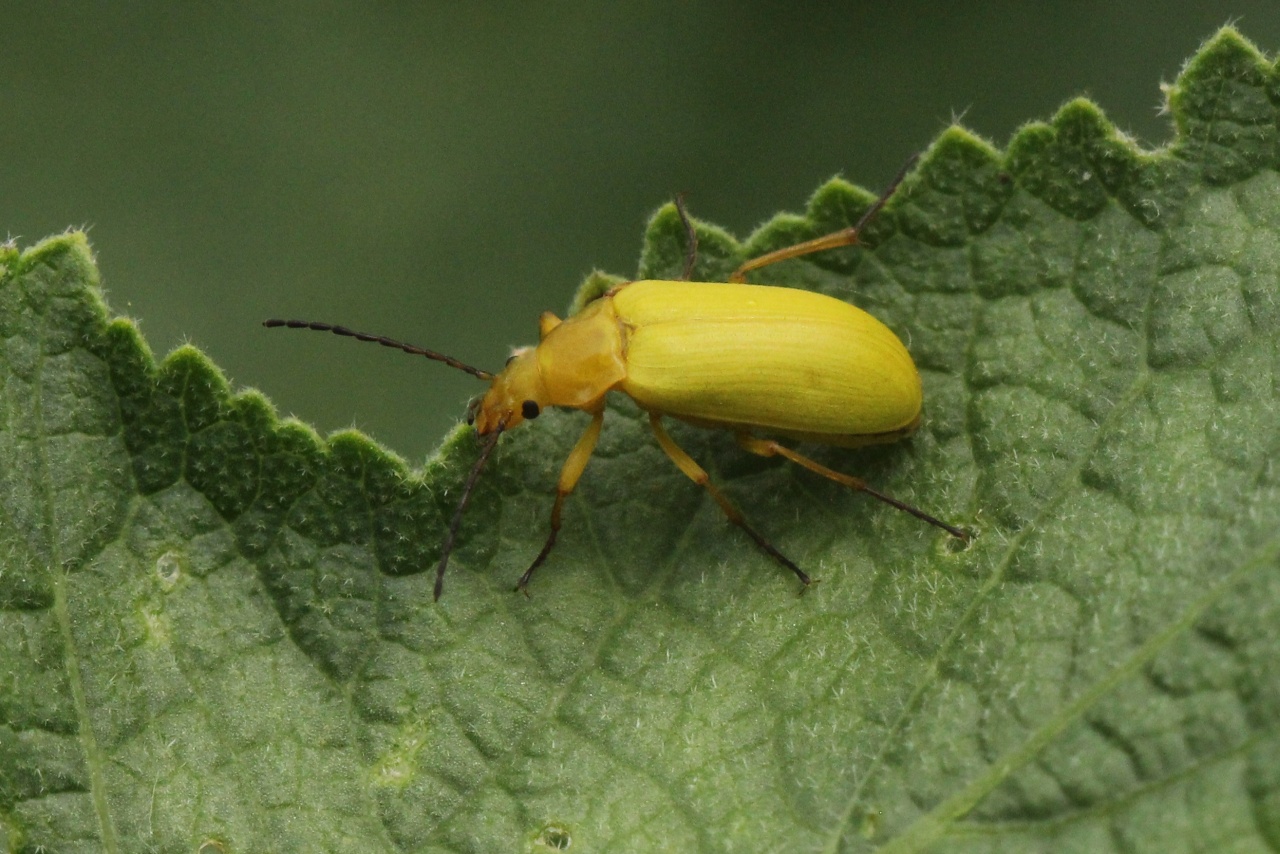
[735,433,968,541]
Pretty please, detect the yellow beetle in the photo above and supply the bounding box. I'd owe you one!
[266,158,967,599]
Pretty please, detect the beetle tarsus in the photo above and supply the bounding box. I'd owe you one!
[735,432,968,543]
[858,483,970,542]
[796,577,822,597]
[850,152,919,236]
[673,193,699,280]
[515,528,558,595]
[729,153,920,283]
[738,523,811,587]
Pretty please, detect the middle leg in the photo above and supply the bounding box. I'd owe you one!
[649,413,812,587]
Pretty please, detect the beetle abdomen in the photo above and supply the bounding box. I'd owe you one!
[614,280,921,439]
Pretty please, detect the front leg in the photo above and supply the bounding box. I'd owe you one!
[515,409,606,595]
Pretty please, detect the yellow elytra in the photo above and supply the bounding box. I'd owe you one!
[266,157,967,599]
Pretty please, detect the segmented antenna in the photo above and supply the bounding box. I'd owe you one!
[435,423,505,600]
[263,319,494,381]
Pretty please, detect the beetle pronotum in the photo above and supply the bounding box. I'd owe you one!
[266,158,968,599]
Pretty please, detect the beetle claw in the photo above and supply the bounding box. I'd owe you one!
[796,577,822,597]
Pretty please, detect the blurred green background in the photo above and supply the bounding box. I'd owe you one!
[7,3,1280,460]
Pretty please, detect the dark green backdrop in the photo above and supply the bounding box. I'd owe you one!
[7,3,1280,457]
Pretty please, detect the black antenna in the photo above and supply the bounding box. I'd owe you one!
[263,319,494,381]
[435,423,505,600]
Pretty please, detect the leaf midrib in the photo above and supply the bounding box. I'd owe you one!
[878,533,1280,854]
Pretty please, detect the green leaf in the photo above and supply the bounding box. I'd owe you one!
[4,26,1280,854]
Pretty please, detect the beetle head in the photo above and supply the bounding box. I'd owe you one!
[469,346,550,435]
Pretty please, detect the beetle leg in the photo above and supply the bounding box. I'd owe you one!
[735,433,969,541]
[673,193,699,281]
[729,154,917,283]
[649,414,812,587]
[515,409,605,595]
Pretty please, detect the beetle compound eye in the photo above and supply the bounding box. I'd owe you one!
[522,400,541,419]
